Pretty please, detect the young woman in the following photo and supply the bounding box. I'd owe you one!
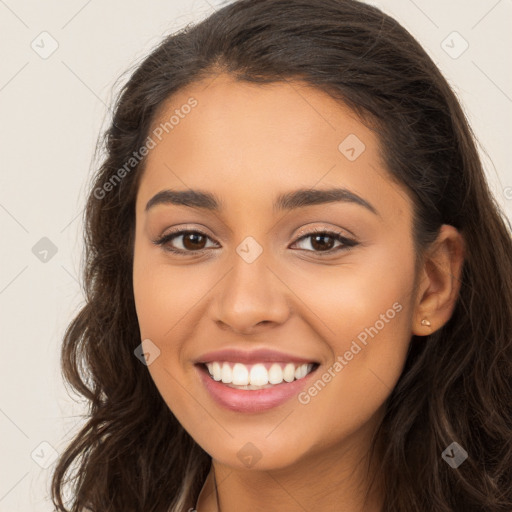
[51,0,512,510]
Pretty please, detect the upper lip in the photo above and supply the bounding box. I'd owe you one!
[195,348,319,365]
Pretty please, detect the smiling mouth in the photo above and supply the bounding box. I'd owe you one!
[200,361,320,390]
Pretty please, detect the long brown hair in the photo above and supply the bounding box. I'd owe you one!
[51,1,512,510]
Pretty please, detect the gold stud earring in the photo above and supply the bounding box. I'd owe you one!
[421,318,431,327]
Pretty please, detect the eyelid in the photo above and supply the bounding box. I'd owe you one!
[293,224,353,240]
[154,224,215,242]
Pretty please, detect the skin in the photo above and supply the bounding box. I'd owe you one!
[132,73,465,512]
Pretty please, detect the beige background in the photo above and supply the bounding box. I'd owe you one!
[0,0,511,510]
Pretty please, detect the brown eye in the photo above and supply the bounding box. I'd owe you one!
[292,230,358,255]
[309,234,336,251]
[181,232,208,250]
[153,230,218,255]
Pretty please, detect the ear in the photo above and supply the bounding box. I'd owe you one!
[412,224,465,336]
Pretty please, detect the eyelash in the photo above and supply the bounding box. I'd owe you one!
[153,227,358,257]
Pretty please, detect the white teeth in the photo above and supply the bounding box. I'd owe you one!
[232,363,249,385]
[205,361,315,387]
[212,362,222,381]
[268,363,283,384]
[249,364,269,386]
[221,363,232,383]
[283,363,295,382]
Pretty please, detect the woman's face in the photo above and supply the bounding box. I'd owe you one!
[133,74,420,471]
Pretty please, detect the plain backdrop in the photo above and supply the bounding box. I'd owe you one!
[1,0,511,510]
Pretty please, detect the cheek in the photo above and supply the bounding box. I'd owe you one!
[289,239,414,346]
[133,247,211,340]
[132,247,206,424]
[296,302,413,460]
[294,244,416,435]
[132,242,219,395]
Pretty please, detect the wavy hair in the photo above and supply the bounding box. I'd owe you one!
[51,0,512,510]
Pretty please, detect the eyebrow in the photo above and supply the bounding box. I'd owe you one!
[145,187,378,215]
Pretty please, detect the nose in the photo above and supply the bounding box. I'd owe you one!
[212,250,291,335]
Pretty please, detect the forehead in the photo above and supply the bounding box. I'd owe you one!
[136,73,412,223]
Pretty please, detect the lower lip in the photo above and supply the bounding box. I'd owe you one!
[197,364,318,413]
